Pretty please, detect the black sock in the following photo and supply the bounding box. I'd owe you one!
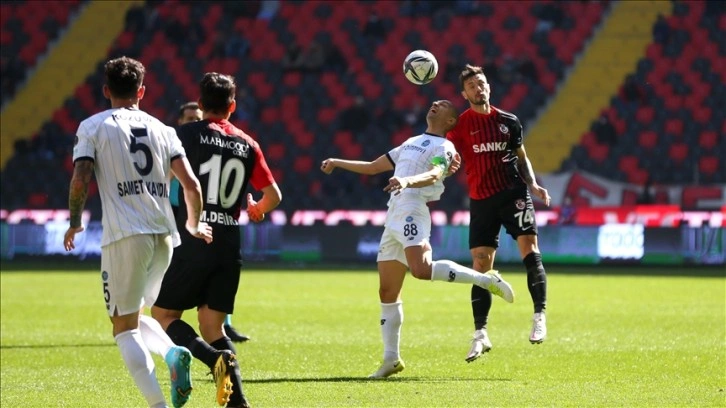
[523,252,547,313]
[211,337,248,405]
[166,319,219,370]
[471,284,492,330]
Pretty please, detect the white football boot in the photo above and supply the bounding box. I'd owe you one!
[465,329,492,363]
[482,270,515,303]
[368,359,405,379]
[529,312,547,344]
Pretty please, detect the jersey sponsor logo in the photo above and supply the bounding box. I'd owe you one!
[499,123,509,134]
[515,199,526,210]
[200,210,239,226]
[117,180,169,198]
[472,142,508,153]
[422,140,430,147]
[199,135,249,157]
[402,144,426,153]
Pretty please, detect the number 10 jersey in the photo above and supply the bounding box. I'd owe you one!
[174,118,276,261]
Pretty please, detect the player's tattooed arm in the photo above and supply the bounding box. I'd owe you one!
[519,156,537,187]
[516,146,551,206]
[69,159,94,228]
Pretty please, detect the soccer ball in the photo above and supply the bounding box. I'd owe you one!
[403,50,438,85]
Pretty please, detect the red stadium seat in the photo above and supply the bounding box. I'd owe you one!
[664,118,684,135]
[340,142,362,159]
[618,156,639,173]
[588,144,609,163]
[635,106,655,124]
[295,130,314,149]
[698,131,719,150]
[638,131,658,149]
[668,143,689,164]
[27,192,48,208]
[266,143,286,162]
[626,169,650,185]
[692,107,712,124]
[316,107,337,125]
[698,156,719,176]
[333,131,353,149]
[293,155,314,174]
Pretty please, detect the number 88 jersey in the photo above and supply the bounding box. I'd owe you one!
[175,119,276,259]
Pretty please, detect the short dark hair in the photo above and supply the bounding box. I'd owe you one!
[104,56,145,99]
[199,73,236,114]
[178,101,200,119]
[459,64,484,90]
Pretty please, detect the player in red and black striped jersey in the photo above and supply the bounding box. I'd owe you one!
[447,64,551,361]
[173,101,253,345]
[153,73,281,408]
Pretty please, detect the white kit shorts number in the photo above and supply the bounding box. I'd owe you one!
[100,233,173,316]
[377,201,431,266]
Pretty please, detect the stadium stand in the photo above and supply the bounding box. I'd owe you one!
[563,0,725,185]
[2,1,613,212]
[0,0,84,106]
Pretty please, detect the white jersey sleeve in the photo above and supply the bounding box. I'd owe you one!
[73,108,185,247]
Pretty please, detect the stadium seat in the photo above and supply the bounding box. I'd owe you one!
[638,130,658,149]
[668,143,689,164]
[698,156,719,177]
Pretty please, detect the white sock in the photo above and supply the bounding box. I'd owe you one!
[380,302,403,362]
[115,329,166,407]
[139,314,174,358]
[431,260,490,286]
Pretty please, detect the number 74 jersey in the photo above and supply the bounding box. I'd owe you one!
[74,107,186,247]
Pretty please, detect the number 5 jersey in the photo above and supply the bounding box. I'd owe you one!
[74,107,185,247]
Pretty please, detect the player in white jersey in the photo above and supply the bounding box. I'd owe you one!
[62,56,213,408]
[320,100,515,379]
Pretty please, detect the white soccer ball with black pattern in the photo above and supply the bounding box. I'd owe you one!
[403,50,438,85]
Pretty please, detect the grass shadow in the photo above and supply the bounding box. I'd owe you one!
[0,343,115,349]
[242,376,513,384]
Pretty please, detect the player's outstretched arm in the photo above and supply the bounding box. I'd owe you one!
[171,156,213,242]
[64,159,94,251]
[516,146,551,206]
[320,155,394,175]
[247,183,282,223]
[384,165,445,195]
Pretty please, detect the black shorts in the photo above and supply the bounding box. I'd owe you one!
[154,255,242,314]
[469,186,537,249]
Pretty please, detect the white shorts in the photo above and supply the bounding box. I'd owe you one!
[100,233,173,316]
[377,201,431,267]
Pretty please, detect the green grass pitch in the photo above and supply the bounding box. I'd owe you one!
[1,267,724,407]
